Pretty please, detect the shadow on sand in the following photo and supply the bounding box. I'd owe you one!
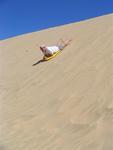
[32,59,47,66]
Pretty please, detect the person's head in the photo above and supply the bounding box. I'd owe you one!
[40,45,46,52]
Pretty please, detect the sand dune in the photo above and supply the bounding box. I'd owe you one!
[0,14,113,150]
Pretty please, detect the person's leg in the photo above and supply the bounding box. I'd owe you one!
[63,39,72,45]
[58,39,72,50]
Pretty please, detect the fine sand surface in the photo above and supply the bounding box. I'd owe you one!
[0,14,113,150]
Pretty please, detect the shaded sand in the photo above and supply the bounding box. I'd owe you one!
[0,14,113,150]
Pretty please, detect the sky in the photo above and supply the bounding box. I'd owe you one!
[0,0,113,40]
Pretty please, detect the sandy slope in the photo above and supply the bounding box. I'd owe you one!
[0,14,113,150]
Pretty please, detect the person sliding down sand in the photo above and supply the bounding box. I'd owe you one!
[40,39,72,57]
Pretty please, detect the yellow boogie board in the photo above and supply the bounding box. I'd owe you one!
[43,50,61,61]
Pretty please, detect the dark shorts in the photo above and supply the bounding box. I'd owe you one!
[58,45,64,50]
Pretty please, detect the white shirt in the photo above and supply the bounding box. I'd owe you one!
[45,46,60,55]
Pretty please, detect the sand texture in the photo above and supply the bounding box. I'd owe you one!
[0,14,113,150]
